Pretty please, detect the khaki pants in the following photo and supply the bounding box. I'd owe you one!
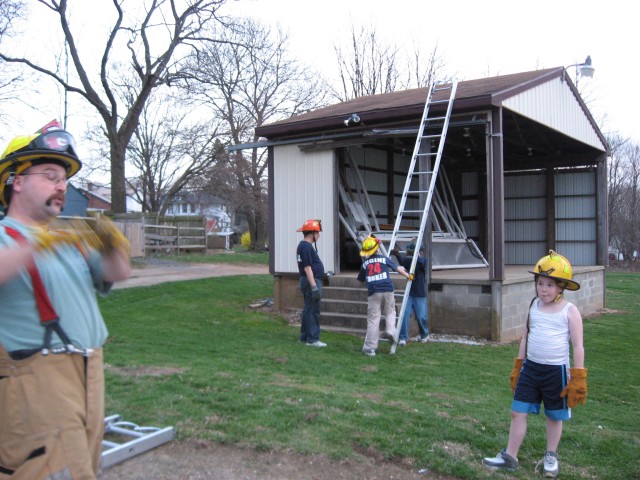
[0,346,104,480]
[363,291,397,351]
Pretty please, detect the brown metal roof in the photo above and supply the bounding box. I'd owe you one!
[255,67,564,139]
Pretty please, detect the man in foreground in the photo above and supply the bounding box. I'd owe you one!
[0,121,131,479]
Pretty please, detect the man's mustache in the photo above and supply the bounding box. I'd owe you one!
[45,193,66,208]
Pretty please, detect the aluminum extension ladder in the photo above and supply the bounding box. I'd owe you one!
[101,414,175,469]
[388,80,458,353]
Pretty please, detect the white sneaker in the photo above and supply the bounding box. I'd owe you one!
[482,449,519,471]
[543,451,559,478]
[398,339,407,347]
[362,348,376,357]
[306,341,327,347]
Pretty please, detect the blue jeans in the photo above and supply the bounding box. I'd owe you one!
[399,295,428,341]
[299,276,322,343]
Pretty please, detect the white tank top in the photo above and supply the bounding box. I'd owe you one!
[527,298,573,366]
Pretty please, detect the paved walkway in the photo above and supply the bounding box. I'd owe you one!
[114,261,269,289]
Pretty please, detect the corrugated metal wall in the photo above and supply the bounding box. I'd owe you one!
[505,173,547,264]
[273,145,335,273]
[346,147,417,228]
[504,170,596,265]
[555,170,596,265]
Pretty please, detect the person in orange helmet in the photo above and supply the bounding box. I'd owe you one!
[295,219,327,347]
[483,250,586,479]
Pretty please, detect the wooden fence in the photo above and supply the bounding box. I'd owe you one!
[113,214,206,257]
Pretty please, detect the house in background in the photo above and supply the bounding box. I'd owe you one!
[77,183,112,212]
[253,67,609,342]
[62,184,89,216]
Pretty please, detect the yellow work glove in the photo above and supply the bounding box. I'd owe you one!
[509,358,524,394]
[560,367,588,407]
[407,274,414,281]
[47,217,130,256]
[32,227,84,253]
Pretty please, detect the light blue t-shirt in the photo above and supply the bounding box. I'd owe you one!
[0,217,110,351]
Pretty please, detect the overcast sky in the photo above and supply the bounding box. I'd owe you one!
[2,0,636,150]
[224,0,638,143]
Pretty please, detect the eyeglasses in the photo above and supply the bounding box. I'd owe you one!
[19,171,69,186]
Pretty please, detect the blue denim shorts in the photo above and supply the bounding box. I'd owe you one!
[512,359,571,421]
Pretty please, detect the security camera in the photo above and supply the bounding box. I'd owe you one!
[344,113,361,127]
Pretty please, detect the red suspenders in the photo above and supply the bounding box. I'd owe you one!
[4,226,90,356]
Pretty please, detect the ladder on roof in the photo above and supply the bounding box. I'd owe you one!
[388,80,457,353]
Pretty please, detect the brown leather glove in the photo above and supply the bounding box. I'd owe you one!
[90,216,130,256]
[509,358,524,394]
[560,367,588,407]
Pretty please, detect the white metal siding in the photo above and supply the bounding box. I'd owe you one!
[273,145,335,273]
[502,77,605,152]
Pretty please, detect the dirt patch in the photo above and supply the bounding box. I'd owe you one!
[115,260,268,289]
[100,438,459,480]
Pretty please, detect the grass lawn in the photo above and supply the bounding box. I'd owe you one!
[100,271,640,479]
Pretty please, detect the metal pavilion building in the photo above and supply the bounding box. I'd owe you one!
[254,67,609,341]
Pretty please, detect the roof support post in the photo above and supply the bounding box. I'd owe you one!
[596,153,608,266]
[487,109,505,281]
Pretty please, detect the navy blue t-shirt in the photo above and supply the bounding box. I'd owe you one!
[357,253,398,296]
[297,240,324,278]
[398,253,427,297]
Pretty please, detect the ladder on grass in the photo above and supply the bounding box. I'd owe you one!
[389,80,458,353]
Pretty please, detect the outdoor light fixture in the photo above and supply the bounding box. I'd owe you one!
[343,113,361,127]
[565,55,595,88]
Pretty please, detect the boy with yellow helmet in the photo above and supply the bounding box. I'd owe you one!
[357,234,412,356]
[483,250,587,478]
[0,121,131,479]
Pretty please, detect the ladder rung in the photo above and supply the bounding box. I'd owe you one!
[433,85,452,92]
[425,116,446,122]
[416,153,437,157]
[429,99,450,105]
[407,190,431,194]
[400,210,425,214]
[392,232,419,237]
[411,170,433,175]
[421,134,441,139]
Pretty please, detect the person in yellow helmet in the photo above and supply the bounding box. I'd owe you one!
[483,250,586,478]
[296,219,327,347]
[357,234,412,357]
[0,121,131,479]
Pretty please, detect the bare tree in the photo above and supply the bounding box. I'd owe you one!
[608,135,640,263]
[126,95,225,215]
[0,0,229,213]
[331,23,401,101]
[331,23,450,101]
[183,17,327,250]
[0,0,25,127]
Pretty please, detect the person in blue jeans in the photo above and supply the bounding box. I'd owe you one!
[296,219,326,347]
[392,241,429,346]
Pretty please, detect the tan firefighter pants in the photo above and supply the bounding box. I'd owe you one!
[0,345,104,480]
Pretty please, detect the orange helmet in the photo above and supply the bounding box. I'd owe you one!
[0,120,82,206]
[297,219,322,232]
[359,234,380,257]
[528,249,580,291]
